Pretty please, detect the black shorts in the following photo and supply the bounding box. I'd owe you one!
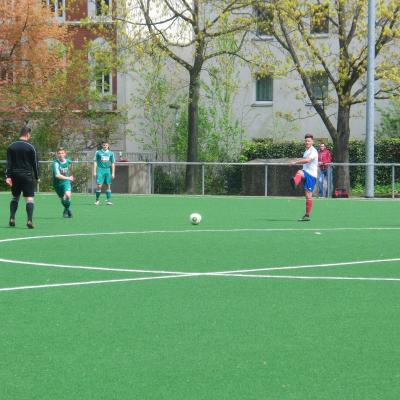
[10,173,35,198]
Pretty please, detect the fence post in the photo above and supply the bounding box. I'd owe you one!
[147,163,152,194]
[392,164,395,199]
[264,164,268,196]
[201,164,205,195]
[327,166,332,198]
[90,160,95,194]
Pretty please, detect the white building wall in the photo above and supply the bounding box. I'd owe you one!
[119,5,388,156]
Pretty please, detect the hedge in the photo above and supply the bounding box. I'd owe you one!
[241,138,400,188]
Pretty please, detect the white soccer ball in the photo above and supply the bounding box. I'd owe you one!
[190,212,202,225]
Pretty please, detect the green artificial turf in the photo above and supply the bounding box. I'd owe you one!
[1,193,400,399]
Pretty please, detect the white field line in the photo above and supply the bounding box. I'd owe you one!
[2,257,400,278]
[0,273,198,293]
[1,230,400,292]
[0,225,400,246]
[212,273,400,283]
[2,256,400,284]
[212,258,400,275]
[0,258,194,276]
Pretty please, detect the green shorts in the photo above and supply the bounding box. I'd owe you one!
[96,168,112,185]
[54,181,72,198]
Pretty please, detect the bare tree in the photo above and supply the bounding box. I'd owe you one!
[123,0,252,192]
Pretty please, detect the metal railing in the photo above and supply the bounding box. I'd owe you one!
[1,160,400,198]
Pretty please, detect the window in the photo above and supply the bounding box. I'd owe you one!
[256,75,273,102]
[310,72,328,101]
[0,65,11,83]
[42,0,65,20]
[96,0,111,16]
[254,6,274,37]
[310,4,329,34]
[96,71,112,95]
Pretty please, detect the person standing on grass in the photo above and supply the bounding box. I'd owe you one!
[290,134,318,221]
[93,141,115,206]
[52,147,74,218]
[318,142,332,198]
[5,126,39,229]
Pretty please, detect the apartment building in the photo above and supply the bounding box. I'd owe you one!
[120,1,397,161]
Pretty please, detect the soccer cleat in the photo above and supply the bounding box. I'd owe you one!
[290,177,296,190]
[299,215,311,222]
[106,200,113,205]
[67,209,72,218]
[26,221,34,229]
[94,200,100,206]
[63,209,69,218]
[9,219,15,227]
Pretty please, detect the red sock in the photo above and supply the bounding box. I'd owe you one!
[305,198,313,216]
[293,173,302,185]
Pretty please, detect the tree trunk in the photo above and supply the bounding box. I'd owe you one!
[332,105,351,191]
[185,69,201,193]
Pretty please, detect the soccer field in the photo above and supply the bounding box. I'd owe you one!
[1,193,400,399]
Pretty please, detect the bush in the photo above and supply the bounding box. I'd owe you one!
[241,138,400,188]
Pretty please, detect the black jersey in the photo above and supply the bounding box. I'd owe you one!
[6,140,39,180]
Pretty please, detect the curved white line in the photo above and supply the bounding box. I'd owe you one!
[0,226,400,245]
[1,230,400,292]
[217,273,400,282]
[0,273,197,292]
[0,258,196,275]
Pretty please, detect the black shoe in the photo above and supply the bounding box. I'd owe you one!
[299,215,311,222]
[63,209,69,218]
[290,177,296,190]
[67,209,72,218]
[27,221,34,229]
[9,219,15,227]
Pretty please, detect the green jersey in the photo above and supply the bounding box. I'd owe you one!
[52,158,72,185]
[94,149,115,170]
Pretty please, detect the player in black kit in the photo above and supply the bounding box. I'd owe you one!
[5,126,39,229]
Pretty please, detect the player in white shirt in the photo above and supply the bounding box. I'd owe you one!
[290,134,318,221]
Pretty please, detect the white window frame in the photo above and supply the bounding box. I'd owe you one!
[88,0,112,18]
[89,38,113,98]
[95,71,112,95]
[43,0,65,22]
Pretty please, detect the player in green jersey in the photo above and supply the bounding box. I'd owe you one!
[93,141,115,205]
[52,147,74,218]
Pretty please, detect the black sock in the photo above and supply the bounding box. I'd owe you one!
[10,198,19,220]
[26,202,34,221]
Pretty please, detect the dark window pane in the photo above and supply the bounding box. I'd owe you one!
[256,76,273,101]
[310,73,328,100]
[96,0,110,16]
[103,73,111,93]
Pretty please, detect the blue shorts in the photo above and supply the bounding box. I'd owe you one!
[303,171,317,193]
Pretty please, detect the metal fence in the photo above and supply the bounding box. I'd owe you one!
[1,161,400,198]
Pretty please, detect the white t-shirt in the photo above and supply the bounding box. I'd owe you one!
[302,146,318,178]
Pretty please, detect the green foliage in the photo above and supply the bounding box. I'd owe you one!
[131,56,179,161]
[241,138,400,190]
[240,139,308,161]
[377,97,400,138]
[153,163,243,195]
[204,165,242,195]
[132,39,244,163]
